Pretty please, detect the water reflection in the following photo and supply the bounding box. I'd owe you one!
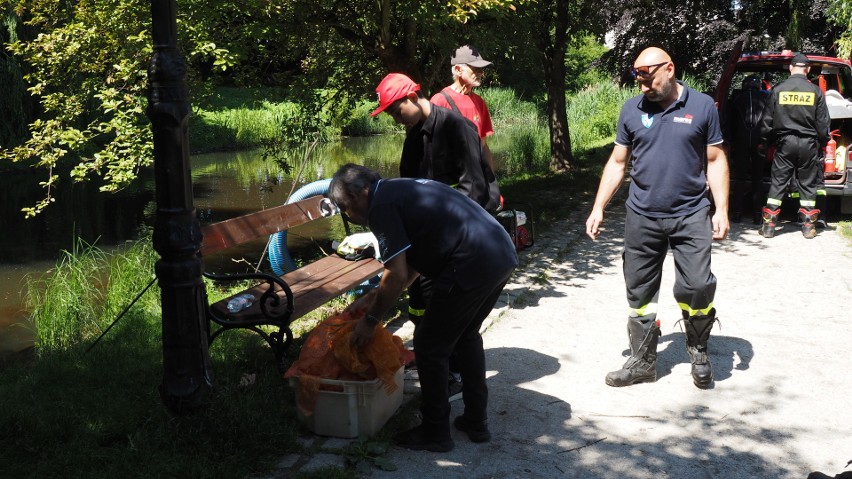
[0,134,404,354]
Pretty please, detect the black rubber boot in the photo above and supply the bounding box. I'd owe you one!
[683,310,716,389]
[759,207,780,238]
[798,208,820,239]
[605,318,660,387]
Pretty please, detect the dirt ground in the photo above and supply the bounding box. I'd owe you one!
[276,196,852,479]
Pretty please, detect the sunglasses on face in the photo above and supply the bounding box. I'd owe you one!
[630,62,669,79]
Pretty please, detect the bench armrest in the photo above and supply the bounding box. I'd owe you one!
[203,271,294,327]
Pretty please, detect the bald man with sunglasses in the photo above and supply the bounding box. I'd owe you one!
[585,47,730,390]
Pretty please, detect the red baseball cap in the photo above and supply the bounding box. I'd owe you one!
[370,73,420,117]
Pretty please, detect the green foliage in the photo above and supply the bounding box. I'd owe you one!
[192,101,302,150]
[2,0,154,217]
[0,0,277,217]
[566,80,634,153]
[0,317,303,478]
[447,0,530,22]
[679,72,711,94]
[343,99,402,136]
[7,235,364,477]
[340,438,397,474]
[1,10,28,148]
[480,86,537,122]
[564,34,609,92]
[828,0,852,58]
[483,78,635,175]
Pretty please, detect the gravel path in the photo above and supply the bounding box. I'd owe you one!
[276,198,852,479]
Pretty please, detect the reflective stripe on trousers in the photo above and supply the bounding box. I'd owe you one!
[623,206,717,320]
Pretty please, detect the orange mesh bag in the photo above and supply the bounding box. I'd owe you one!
[284,308,413,416]
[332,320,411,394]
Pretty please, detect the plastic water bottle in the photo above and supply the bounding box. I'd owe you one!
[226,293,255,313]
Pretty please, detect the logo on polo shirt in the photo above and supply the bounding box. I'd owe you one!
[779,91,815,106]
[641,113,654,128]
[673,113,693,124]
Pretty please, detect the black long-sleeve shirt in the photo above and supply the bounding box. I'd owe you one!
[399,103,489,208]
[759,73,830,145]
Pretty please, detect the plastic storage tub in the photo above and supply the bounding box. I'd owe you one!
[289,366,404,438]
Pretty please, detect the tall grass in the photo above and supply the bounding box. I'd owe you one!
[567,80,635,154]
[191,101,306,151]
[483,80,635,175]
[5,236,331,477]
[188,79,636,172]
[483,87,551,174]
[25,238,158,354]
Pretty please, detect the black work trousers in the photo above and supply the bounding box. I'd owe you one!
[409,276,461,374]
[413,271,512,440]
[767,135,822,208]
[623,206,717,321]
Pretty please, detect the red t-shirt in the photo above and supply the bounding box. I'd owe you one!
[430,87,494,140]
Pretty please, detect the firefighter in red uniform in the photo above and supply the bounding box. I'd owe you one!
[757,52,830,238]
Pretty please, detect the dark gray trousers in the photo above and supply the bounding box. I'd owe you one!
[623,206,717,320]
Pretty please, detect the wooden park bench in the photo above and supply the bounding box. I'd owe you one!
[199,194,383,368]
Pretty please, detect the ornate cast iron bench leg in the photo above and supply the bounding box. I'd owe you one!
[203,272,294,371]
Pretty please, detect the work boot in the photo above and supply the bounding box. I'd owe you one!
[393,425,454,452]
[759,207,780,238]
[454,415,491,443]
[798,208,820,239]
[682,310,717,389]
[605,317,660,387]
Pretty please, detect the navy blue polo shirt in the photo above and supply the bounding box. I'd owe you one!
[367,178,517,291]
[615,82,723,218]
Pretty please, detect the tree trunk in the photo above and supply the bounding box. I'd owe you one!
[545,54,573,171]
[540,0,574,172]
[373,0,422,80]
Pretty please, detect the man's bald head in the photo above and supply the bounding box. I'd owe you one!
[633,47,679,106]
[635,47,672,69]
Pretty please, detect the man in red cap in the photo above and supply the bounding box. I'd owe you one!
[371,72,490,205]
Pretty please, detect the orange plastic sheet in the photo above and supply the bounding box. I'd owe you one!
[284,308,414,416]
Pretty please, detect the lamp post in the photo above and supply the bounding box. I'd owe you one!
[147,0,214,412]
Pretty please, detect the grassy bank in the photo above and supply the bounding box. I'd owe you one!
[189,87,401,152]
[2,237,327,477]
[187,80,633,173]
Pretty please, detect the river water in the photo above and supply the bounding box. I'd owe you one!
[0,135,404,356]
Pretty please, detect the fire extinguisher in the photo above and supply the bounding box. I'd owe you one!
[825,130,839,173]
